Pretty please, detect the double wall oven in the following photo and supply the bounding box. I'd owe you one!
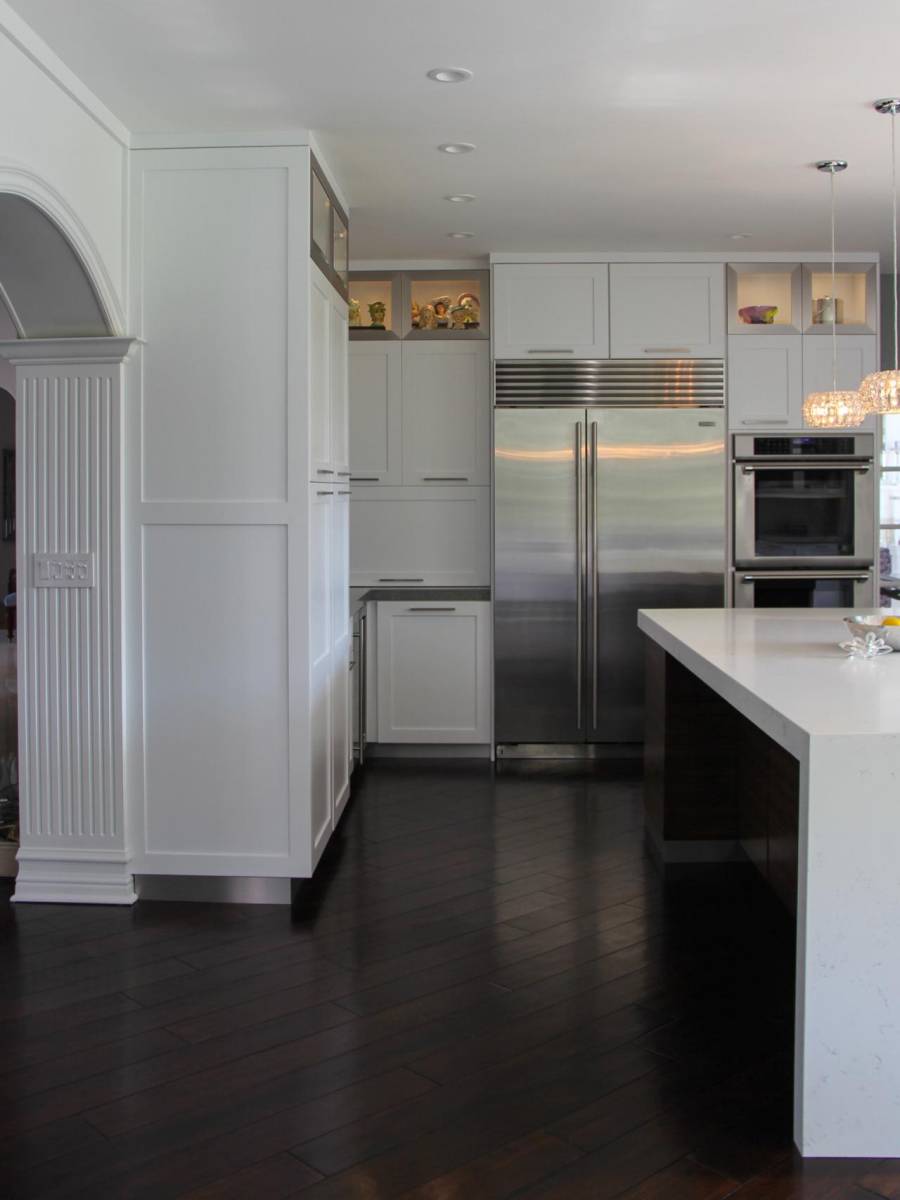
[732,433,876,608]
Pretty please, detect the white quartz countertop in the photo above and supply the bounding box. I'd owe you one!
[638,608,900,758]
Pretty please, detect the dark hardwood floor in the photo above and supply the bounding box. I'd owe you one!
[0,759,897,1199]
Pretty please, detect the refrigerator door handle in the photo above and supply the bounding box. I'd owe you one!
[575,420,584,730]
[590,420,599,731]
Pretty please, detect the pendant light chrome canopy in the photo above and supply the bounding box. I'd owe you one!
[802,160,868,428]
[859,98,900,414]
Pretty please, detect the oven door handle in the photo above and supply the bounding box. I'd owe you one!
[740,571,872,582]
[740,463,871,474]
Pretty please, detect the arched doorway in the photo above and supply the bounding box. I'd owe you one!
[0,175,135,903]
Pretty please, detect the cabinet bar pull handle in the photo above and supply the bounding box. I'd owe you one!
[741,419,789,426]
[379,577,424,582]
[643,347,691,354]
[317,490,333,496]
[351,476,380,481]
[423,476,469,482]
[408,607,457,612]
[741,573,870,582]
[317,468,335,474]
[527,348,574,354]
[337,471,352,476]
[338,489,352,495]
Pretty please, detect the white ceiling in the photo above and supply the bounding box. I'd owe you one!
[9,0,900,262]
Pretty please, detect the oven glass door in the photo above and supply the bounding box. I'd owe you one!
[735,571,873,609]
[735,462,872,565]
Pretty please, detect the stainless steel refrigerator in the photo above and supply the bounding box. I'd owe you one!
[494,359,726,753]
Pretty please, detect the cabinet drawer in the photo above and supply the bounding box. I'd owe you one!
[375,600,491,743]
[350,486,490,586]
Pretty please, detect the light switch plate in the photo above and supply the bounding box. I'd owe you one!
[33,552,95,588]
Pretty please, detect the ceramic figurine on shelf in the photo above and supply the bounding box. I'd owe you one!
[458,292,480,328]
[450,305,468,330]
[418,303,437,330]
[432,296,451,328]
[349,298,361,327]
[411,301,421,329]
[368,300,386,329]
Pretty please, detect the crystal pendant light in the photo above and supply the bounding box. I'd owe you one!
[859,98,900,414]
[802,160,867,428]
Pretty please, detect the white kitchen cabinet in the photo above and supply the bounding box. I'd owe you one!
[309,483,333,859]
[128,145,352,885]
[330,299,349,478]
[376,601,491,744]
[310,262,349,483]
[331,489,351,823]
[727,336,803,431]
[492,264,609,359]
[802,335,877,431]
[609,263,725,358]
[350,486,490,586]
[348,341,402,485]
[401,341,490,485]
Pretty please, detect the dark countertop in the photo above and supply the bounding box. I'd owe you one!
[351,586,490,615]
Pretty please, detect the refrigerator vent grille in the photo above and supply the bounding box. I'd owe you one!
[495,358,725,405]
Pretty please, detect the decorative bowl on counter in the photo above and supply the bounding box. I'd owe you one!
[843,615,900,652]
[738,304,779,325]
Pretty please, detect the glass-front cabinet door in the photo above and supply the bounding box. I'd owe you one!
[310,155,349,300]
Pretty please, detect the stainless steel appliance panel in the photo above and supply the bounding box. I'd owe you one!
[733,569,874,609]
[590,408,726,743]
[733,434,875,569]
[494,409,585,743]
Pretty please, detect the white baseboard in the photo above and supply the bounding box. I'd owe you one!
[13,850,137,905]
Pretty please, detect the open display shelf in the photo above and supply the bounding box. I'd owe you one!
[350,269,489,340]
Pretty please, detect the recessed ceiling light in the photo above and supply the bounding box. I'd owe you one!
[438,142,476,154]
[728,233,751,240]
[447,232,475,239]
[427,67,472,84]
[445,194,476,203]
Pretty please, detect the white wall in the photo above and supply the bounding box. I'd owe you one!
[0,5,128,319]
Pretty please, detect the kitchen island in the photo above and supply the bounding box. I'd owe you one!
[639,608,900,1158]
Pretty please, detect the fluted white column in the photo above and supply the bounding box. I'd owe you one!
[0,338,136,903]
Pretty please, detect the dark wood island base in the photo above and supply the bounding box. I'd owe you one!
[644,640,799,914]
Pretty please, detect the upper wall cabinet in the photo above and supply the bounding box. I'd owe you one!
[492,264,609,359]
[348,341,402,485]
[609,263,725,358]
[401,341,490,485]
[310,155,349,300]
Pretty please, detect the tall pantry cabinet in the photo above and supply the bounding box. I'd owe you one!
[126,144,350,882]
